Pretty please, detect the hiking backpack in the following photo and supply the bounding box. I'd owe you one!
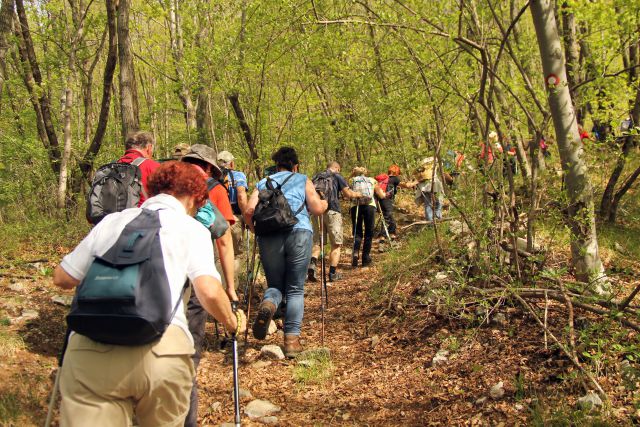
[66,209,186,345]
[86,157,146,225]
[252,173,304,236]
[375,173,393,199]
[196,178,230,240]
[210,168,242,215]
[351,176,373,205]
[312,170,338,207]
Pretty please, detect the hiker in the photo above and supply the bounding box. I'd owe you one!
[308,161,363,282]
[117,131,161,205]
[244,147,327,357]
[350,166,386,267]
[406,157,444,222]
[53,161,244,426]
[172,143,191,160]
[181,144,238,426]
[374,164,404,238]
[217,150,249,258]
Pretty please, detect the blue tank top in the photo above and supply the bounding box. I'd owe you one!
[256,171,311,232]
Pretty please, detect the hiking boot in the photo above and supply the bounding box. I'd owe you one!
[307,264,317,282]
[351,256,359,267]
[362,257,372,267]
[284,335,304,358]
[252,300,276,340]
[328,272,342,282]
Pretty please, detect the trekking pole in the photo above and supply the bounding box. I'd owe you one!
[231,301,241,427]
[352,202,360,263]
[243,227,251,306]
[319,215,326,346]
[45,328,71,427]
[376,199,392,244]
[244,237,258,341]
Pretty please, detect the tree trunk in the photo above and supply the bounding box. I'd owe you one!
[117,0,139,139]
[561,2,583,124]
[530,0,607,290]
[0,0,14,106]
[227,91,261,179]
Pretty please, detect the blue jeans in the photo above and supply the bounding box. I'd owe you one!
[258,229,312,335]
[423,192,442,221]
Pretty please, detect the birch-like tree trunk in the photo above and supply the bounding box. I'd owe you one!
[530,0,607,291]
[117,0,139,139]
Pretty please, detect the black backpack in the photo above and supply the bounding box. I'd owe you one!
[86,157,146,224]
[312,170,337,208]
[253,173,304,236]
[66,209,186,345]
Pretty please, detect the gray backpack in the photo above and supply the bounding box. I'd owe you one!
[67,209,186,345]
[86,157,146,225]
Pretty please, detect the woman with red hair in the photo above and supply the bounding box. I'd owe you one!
[52,161,243,426]
[374,164,403,238]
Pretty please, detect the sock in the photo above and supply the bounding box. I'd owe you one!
[329,266,337,275]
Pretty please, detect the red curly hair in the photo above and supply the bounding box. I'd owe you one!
[388,164,401,176]
[147,161,208,207]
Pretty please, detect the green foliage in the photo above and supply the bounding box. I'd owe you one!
[292,350,333,386]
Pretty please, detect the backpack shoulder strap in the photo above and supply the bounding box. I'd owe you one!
[131,157,146,167]
[207,178,221,192]
[277,172,296,189]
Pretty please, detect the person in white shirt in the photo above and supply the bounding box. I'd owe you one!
[53,161,244,426]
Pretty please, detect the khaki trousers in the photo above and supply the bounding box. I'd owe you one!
[59,325,195,427]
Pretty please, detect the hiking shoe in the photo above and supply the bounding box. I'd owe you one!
[351,256,359,267]
[252,300,276,340]
[328,272,342,282]
[362,257,372,267]
[284,335,304,358]
[307,265,317,282]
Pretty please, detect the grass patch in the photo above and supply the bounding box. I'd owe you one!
[293,349,333,386]
[0,391,21,424]
[0,331,25,357]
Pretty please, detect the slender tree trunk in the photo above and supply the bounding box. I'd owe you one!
[0,0,14,107]
[117,0,139,139]
[561,2,582,123]
[530,0,607,290]
[228,91,261,178]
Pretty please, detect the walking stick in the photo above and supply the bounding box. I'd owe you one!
[352,203,360,263]
[319,215,326,346]
[231,302,241,427]
[243,226,251,306]
[376,199,392,244]
[45,328,71,427]
[244,237,257,342]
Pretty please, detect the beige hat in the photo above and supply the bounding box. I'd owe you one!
[172,143,190,160]
[182,144,222,174]
[351,166,367,177]
[217,150,235,165]
[488,131,498,142]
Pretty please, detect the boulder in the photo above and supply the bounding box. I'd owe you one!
[245,399,281,419]
[260,345,285,360]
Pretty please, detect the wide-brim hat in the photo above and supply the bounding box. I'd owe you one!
[183,144,222,174]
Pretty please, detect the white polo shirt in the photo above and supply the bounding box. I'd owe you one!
[61,193,219,342]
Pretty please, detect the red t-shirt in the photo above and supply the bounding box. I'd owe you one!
[209,185,235,225]
[118,149,160,205]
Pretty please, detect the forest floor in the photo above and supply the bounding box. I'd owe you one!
[1,205,640,426]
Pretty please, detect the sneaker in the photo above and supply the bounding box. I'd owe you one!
[328,272,342,282]
[284,335,304,358]
[252,300,276,340]
[307,264,317,282]
[351,256,359,267]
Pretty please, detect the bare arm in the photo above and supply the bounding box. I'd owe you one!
[192,275,239,332]
[305,179,328,216]
[373,183,386,199]
[214,229,238,302]
[340,187,362,199]
[237,186,248,214]
[53,265,80,289]
[243,188,259,233]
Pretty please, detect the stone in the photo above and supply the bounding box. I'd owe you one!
[20,309,39,321]
[8,282,26,293]
[260,345,285,360]
[258,416,278,425]
[370,335,380,347]
[297,359,317,368]
[492,313,507,326]
[209,401,222,412]
[615,242,625,252]
[245,399,281,419]
[432,349,449,366]
[220,423,235,427]
[475,397,487,405]
[251,361,272,369]
[489,381,505,400]
[434,272,448,281]
[515,403,524,411]
[449,220,469,236]
[52,295,73,306]
[577,391,603,410]
[239,388,253,399]
[267,320,278,336]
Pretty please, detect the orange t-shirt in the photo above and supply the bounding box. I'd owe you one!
[209,184,235,225]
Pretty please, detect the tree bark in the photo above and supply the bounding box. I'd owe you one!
[228,91,261,178]
[0,0,14,106]
[530,0,607,290]
[117,0,139,139]
[561,2,582,124]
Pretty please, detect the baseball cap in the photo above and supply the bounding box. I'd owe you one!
[217,150,235,165]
